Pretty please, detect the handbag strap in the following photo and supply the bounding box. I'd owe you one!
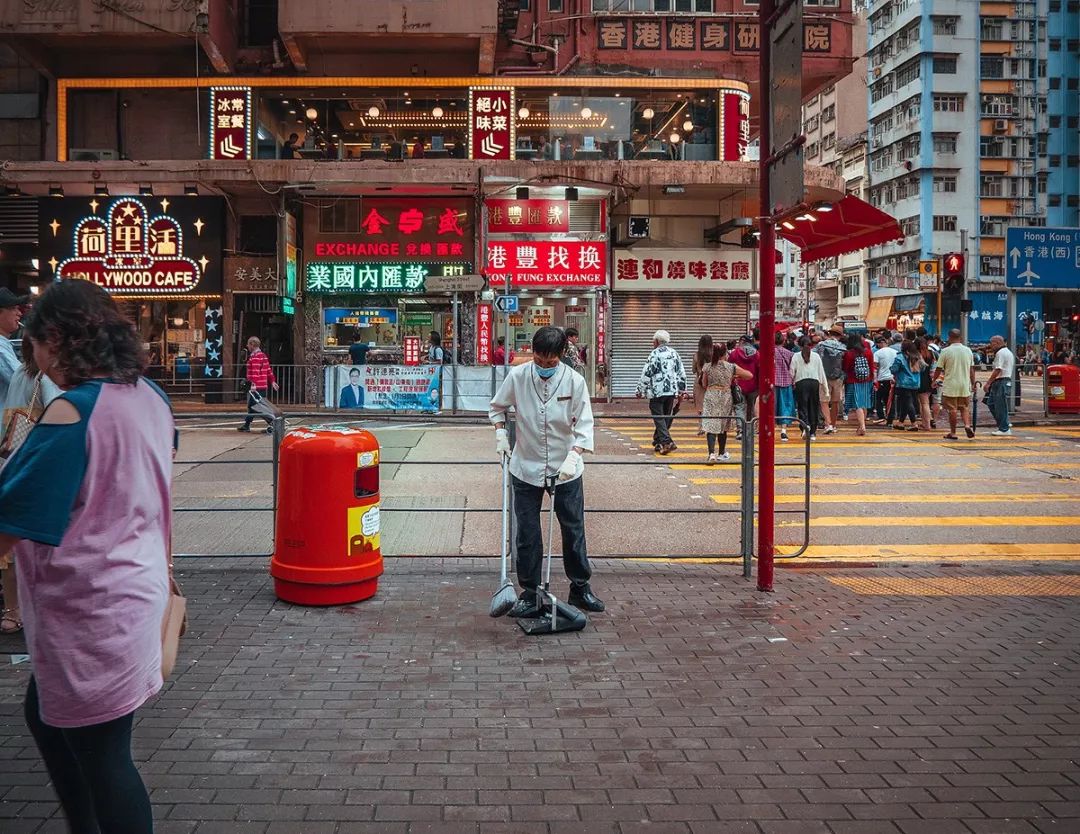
[28,373,43,414]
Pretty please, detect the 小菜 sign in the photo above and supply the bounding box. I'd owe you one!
[209,86,252,161]
[305,262,472,294]
[613,248,756,292]
[486,241,607,287]
[469,88,515,161]
[40,196,223,296]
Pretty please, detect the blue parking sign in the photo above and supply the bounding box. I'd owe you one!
[1005,226,1080,290]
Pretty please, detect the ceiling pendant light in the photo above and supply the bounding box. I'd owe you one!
[367,106,380,118]
[642,107,655,120]
[518,106,530,119]
[669,132,681,144]
[305,107,318,120]
[432,106,444,119]
[683,119,694,132]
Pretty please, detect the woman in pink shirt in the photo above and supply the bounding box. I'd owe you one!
[0,280,174,832]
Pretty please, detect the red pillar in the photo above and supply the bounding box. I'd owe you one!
[756,0,776,593]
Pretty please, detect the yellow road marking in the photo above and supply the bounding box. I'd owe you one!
[670,462,985,470]
[1026,462,1080,468]
[778,543,1080,559]
[711,493,1080,505]
[829,575,1080,596]
[691,477,1041,485]
[787,515,1079,527]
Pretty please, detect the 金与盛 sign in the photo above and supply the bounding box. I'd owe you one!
[613,248,756,292]
[307,197,473,266]
[476,303,494,364]
[486,241,607,287]
[209,86,252,160]
[305,262,472,294]
[486,199,570,233]
[469,88,514,161]
[40,196,223,296]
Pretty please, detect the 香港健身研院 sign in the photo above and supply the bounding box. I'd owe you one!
[39,197,223,296]
[613,248,755,292]
[305,263,472,294]
[1005,227,1080,290]
[596,18,831,54]
[486,241,606,287]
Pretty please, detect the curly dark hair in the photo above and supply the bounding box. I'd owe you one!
[24,280,145,385]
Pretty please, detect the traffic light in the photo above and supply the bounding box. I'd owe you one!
[942,253,965,294]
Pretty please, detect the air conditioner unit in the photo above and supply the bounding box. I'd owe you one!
[993,119,1008,132]
[68,148,119,161]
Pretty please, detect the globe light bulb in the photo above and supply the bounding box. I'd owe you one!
[581,107,592,119]
[642,107,655,120]
[432,106,444,119]
[367,106,380,118]
[305,107,318,120]
[683,120,694,132]
[518,106,530,119]
[669,132,681,144]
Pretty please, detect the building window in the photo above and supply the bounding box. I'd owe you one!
[933,16,958,36]
[980,175,1004,197]
[933,94,964,112]
[822,104,836,123]
[933,176,957,193]
[520,0,530,8]
[900,215,920,237]
[933,134,957,153]
[549,0,563,10]
[320,200,360,233]
[981,56,1004,79]
[981,256,1005,277]
[932,215,957,232]
[981,17,1005,40]
[896,58,921,88]
[933,56,958,74]
[823,132,836,150]
[240,0,278,47]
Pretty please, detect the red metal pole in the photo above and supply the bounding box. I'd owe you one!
[756,0,776,593]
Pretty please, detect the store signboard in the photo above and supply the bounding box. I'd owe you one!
[486,241,607,287]
[305,262,472,294]
[613,248,755,292]
[280,209,298,302]
[325,364,442,412]
[476,303,494,364]
[469,87,514,160]
[719,90,751,162]
[403,336,422,366]
[597,291,608,367]
[209,86,252,160]
[425,273,485,292]
[323,308,399,326]
[486,199,570,233]
[40,196,224,295]
[225,256,277,294]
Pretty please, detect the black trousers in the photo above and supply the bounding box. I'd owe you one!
[794,379,822,436]
[242,388,272,428]
[512,474,592,595]
[24,677,153,834]
[649,396,676,447]
[875,380,894,422]
[895,387,919,425]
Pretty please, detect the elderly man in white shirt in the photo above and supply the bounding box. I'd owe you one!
[489,326,603,617]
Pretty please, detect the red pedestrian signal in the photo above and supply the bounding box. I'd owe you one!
[942,253,965,293]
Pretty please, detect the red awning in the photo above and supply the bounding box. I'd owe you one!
[777,195,904,263]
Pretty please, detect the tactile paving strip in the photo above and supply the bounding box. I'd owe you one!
[828,574,1080,596]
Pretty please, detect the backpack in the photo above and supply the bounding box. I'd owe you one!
[854,352,871,382]
[817,341,846,380]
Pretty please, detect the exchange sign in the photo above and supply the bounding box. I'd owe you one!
[486,241,607,287]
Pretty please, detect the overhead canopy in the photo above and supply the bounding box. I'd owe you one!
[894,294,925,313]
[778,195,904,263]
[865,297,893,330]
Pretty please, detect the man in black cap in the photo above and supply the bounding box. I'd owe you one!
[0,288,27,407]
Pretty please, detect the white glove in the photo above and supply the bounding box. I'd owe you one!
[495,428,511,459]
[558,449,584,481]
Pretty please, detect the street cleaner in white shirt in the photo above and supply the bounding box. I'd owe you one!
[489,326,604,618]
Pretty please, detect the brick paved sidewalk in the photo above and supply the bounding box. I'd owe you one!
[1,559,1078,834]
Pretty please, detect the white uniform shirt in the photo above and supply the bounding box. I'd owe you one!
[489,362,594,487]
[993,346,1016,380]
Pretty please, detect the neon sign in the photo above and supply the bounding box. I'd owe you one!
[305,262,473,294]
[209,86,253,160]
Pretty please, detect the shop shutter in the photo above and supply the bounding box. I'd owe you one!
[568,200,603,233]
[0,196,38,244]
[610,292,749,397]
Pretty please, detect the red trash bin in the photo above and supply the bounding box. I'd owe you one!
[1047,364,1080,415]
[270,427,384,605]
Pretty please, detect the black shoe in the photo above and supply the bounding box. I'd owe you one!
[264,426,274,434]
[568,586,605,613]
[667,442,678,452]
[507,595,541,619]
[237,425,251,432]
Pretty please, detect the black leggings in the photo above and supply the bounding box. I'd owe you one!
[706,432,728,455]
[24,677,153,834]
[895,387,920,425]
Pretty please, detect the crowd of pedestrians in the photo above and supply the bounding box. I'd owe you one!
[637,322,1021,462]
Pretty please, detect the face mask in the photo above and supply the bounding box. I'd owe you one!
[535,364,558,379]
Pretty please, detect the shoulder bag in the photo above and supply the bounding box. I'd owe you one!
[729,363,746,408]
[0,373,44,470]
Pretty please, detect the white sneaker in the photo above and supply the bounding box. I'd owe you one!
[991,429,1013,436]
[707,453,717,465]
[718,452,731,461]
[809,434,817,442]
[824,425,836,434]
[780,430,789,441]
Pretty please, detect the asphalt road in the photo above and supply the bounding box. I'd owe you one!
[170,410,1080,567]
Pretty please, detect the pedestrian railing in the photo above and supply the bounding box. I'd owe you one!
[171,411,812,578]
[145,364,316,404]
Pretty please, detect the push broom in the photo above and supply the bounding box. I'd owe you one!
[489,454,517,617]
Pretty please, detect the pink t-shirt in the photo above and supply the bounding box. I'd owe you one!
[0,378,174,727]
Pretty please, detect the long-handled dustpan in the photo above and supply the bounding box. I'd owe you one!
[519,476,587,636]
[489,454,517,617]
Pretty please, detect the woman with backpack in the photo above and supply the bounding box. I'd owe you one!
[842,332,875,436]
[890,340,924,431]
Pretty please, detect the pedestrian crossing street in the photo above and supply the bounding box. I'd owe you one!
[598,417,1080,564]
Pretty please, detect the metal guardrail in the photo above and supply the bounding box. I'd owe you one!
[171,411,813,575]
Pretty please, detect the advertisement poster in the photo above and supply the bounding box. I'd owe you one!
[325,364,442,412]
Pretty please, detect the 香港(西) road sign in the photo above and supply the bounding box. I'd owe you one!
[494,294,519,314]
[1006,226,1080,290]
[918,259,939,290]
